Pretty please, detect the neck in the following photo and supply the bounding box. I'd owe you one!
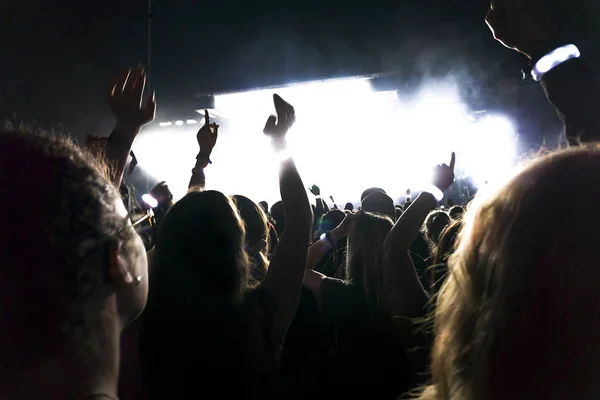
[0,299,122,400]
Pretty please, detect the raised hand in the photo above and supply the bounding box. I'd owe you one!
[263,94,295,145]
[107,67,156,134]
[309,184,321,196]
[432,152,455,192]
[197,110,219,155]
[332,212,359,240]
[149,181,174,205]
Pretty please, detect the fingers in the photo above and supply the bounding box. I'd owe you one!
[449,152,456,171]
[211,123,219,138]
[131,68,146,107]
[263,115,276,134]
[106,81,118,101]
[273,93,294,119]
[204,110,210,126]
[142,91,157,122]
[118,68,132,93]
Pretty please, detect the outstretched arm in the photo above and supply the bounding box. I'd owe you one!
[189,110,218,191]
[259,95,314,346]
[383,153,455,318]
[105,67,156,187]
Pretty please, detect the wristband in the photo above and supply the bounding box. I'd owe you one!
[319,232,337,249]
[275,147,291,162]
[531,44,581,81]
[424,186,444,202]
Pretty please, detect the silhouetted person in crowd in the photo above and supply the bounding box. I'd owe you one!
[420,145,600,400]
[448,205,465,220]
[138,95,313,399]
[259,200,269,213]
[233,194,271,283]
[0,131,149,400]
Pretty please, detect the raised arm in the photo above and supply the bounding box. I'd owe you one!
[485,0,600,145]
[259,94,314,346]
[189,110,218,191]
[383,153,455,318]
[306,213,355,271]
[105,67,156,187]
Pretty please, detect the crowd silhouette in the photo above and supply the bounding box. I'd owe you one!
[2,1,600,399]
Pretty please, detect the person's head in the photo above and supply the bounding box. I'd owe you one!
[320,209,346,232]
[361,191,395,221]
[151,190,250,305]
[232,195,270,283]
[344,202,354,211]
[426,146,600,400]
[346,212,394,315]
[448,205,465,220]
[424,210,451,245]
[360,187,386,202]
[270,201,285,234]
[433,220,462,265]
[0,131,148,371]
[258,201,269,214]
[395,205,404,220]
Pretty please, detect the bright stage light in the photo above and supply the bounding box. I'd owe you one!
[175,120,184,126]
[134,77,519,204]
[186,119,198,125]
[159,122,172,127]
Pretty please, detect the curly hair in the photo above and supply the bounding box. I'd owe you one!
[0,130,132,361]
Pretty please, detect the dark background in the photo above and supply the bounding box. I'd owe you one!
[0,0,560,144]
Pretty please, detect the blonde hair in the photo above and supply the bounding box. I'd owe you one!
[422,145,600,400]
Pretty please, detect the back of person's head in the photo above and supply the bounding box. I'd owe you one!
[361,191,395,221]
[258,201,269,213]
[433,220,462,265]
[424,210,450,245]
[0,131,147,373]
[320,209,346,232]
[426,145,600,400]
[395,205,404,220]
[232,195,270,283]
[360,187,386,202]
[344,202,354,211]
[150,190,250,308]
[448,205,465,220]
[346,212,394,316]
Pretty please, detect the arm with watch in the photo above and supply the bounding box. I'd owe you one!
[305,215,355,272]
[382,153,455,319]
[189,110,218,191]
[485,0,600,145]
[537,44,600,145]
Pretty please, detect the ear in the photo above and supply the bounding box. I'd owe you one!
[108,239,135,286]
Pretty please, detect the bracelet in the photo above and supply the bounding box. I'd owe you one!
[319,232,337,249]
[423,186,444,202]
[196,153,212,164]
[531,44,581,81]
